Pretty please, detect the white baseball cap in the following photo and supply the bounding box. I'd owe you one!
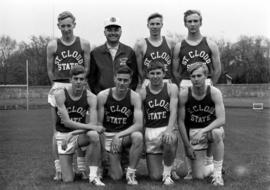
[104,16,121,28]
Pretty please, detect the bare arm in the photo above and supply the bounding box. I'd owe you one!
[81,38,91,77]
[69,90,100,135]
[201,87,225,133]
[115,91,143,138]
[166,83,178,131]
[97,89,111,126]
[172,42,181,85]
[207,39,221,84]
[178,89,196,159]
[55,89,98,130]
[161,83,178,144]
[166,37,178,84]
[134,39,145,84]
[86,90,99,128]
[46,40,57,84]
[178,89,191,148]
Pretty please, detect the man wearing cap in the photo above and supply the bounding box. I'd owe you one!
[88,16,138,95]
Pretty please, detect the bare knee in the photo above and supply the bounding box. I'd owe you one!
[87,130,99,143]
[131,131,143,146]
[211,128,224,143]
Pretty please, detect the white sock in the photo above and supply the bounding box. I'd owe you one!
[126,167,136,174]
[77,157,86,172]
[54,159,61,173]
[213,160,223,177]
[205,156,214,166]
[89,166,98,179]
[163,162,173,177]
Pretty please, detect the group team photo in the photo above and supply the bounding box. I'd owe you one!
[0,0,269,190]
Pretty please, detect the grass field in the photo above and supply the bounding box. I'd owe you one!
[0,108,270,190]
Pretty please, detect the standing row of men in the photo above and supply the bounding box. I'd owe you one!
[46,9,225,186]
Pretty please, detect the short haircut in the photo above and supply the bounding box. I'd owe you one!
[147,60,165,73]
[147,12,163,23]
[58,11,75,22]
[115,65,133,76]
[188,62,209,76]
[70,65,85,77]
[184,10,202,23]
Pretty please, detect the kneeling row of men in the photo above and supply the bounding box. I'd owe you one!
[52,60,225,186]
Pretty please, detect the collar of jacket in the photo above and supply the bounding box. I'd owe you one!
[101,42,124,54]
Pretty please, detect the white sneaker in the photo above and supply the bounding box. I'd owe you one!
[184,170,193,180]
[90,176,105,186]
[211,175,224,186]
[53,171,62,181]
[162,175,174,185]
[126,172,138,185]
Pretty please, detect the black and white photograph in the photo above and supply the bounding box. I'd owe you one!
[0,0,269,189]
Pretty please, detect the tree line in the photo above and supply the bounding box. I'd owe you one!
[0,34,269,85]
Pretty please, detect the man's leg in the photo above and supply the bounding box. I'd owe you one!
[125,132,143,185]
[59,154,74,182]
[76,149,88,179]
[50,107,62,181]
[209,127,225,186]
[162,133,178,185]
[144,127,165,181]
[146,154,163,180]
[78,131,105,186]
[191,150,208,179]
[108,153,123,180]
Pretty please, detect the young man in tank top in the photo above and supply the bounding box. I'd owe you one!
[97,65,143,185]
[140,60,178,185]
[54,65,105,186]
[178,62,225,186]
[47,11,91,181]
[134,13,176,88]
[172,10,222,179]
[172,10,221,87]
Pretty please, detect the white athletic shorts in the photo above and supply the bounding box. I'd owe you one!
[48,82,71,107]
[55,131,86,155]
[142,79,171,89]
[189,128,208,151]
[180,79,212,89]
[104,132,124,152]
[145,126,177,154]
[189,127,225,151]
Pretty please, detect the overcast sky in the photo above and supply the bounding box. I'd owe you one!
[1,0,269,46]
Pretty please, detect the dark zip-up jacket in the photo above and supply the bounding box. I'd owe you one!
[88,42,138,94]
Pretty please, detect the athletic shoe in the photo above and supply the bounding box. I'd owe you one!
[53,171,62,181]
[211,175,224,186]
[183,170,192,180]
[90,176,105,186]
[162,175,174,185]
[126,172,138,185]
[171,170,180,180]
